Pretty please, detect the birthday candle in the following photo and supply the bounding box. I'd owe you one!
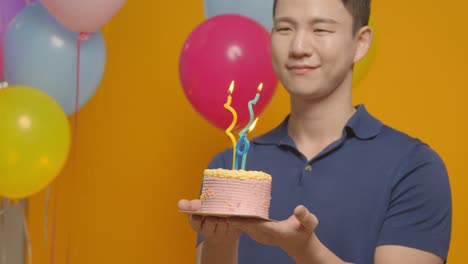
[223,81,238,170]
[239,118,258,170]
[239,83,262,135]
[237,83,263,170]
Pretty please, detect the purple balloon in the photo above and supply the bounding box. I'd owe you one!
[1,1,38,38]
[1,0,36,79]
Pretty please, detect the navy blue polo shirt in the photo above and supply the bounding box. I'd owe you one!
[199,105,451,264]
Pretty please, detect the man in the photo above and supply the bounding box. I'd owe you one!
[178,0,452,263]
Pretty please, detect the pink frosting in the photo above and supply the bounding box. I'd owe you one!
[198,176,271,219]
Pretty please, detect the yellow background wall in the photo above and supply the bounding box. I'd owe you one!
[27,0,467,263]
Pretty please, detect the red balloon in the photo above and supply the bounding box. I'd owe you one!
[179,14,278,130]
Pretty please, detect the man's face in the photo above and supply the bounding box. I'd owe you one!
[272,0,359,100]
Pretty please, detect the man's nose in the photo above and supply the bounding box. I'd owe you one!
[289,31,313,58]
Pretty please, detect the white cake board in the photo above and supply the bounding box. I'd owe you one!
[179,210,273,221]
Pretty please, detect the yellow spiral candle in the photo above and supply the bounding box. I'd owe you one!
[223,81,238,170]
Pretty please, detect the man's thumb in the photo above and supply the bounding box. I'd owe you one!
[294,205,318,231]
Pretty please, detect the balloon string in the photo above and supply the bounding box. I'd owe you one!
[1,2,5,81]
[0,201,6,218]
[44,186,51,246]
[49,31,88,264]
[63,31,88,264]
[18,202,32,264]
[0,199,6,264]
[48,182,59,264]
[74,33,88,150]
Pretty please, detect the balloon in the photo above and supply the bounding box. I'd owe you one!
[0,42,3,81]
[179,14,278,130]
[40,0,126,33]
[353,17,377,87]
[3,2,106,115]
[0,86,71,199]
[204,0,274,31]
[0,0,36,80]
[0,0,33,37]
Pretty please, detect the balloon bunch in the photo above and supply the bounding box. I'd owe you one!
[0,0,125,199]
[179,3,278,130]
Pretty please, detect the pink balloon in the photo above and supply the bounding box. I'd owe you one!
[39,0,125,32]
[179,14,278,130]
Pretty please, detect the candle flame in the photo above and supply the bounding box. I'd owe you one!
[248,118,259,133]
[229,80,235,94]
[257,83,263,92]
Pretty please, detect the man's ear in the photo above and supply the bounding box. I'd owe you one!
[353,25,373,64]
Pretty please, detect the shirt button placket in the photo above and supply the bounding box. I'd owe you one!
[299,164,312,186]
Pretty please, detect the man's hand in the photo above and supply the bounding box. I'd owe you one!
[178,199,242,264]
[231,205,322,261]
[178,199,242,244]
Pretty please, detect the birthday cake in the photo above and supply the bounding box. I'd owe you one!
[197,168,272,219]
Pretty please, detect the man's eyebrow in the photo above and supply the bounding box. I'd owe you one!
[309,17,339,24]
[274,16,339,25]
[274,17,297,25]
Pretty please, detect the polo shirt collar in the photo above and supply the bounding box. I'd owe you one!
[345,104,383,140]
[252,104,383,145]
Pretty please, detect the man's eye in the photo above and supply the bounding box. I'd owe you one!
[276,27,291,32]
[314,29,331,33]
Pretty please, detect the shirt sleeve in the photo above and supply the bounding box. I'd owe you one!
[377,143,452,260]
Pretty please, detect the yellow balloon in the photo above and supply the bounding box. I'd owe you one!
[353,17,377,87]
[0,86,71,199]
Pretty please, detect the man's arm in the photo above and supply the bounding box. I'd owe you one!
[375,245,444,264]
[231,205,351,264]
[196,240,239,264]
[292,232,444,264]
[179,199,240,264]
[196,243,202,264]
[232,205,444,264]
[293,232,444,264]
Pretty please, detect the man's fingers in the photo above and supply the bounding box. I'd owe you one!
[218,218,238,235]
[201,217,218,234]
[181,200,239,238]
[177,199,202,212]
[294,205,318,231]
[189,215,201,231]
[190,199,202,211]
[178,199,191,211]
[230,217,266,233]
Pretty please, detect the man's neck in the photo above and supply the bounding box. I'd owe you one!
[287,79,355,160]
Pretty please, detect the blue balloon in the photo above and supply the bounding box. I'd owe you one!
[3,2,106,115]
[204,0,274,31]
